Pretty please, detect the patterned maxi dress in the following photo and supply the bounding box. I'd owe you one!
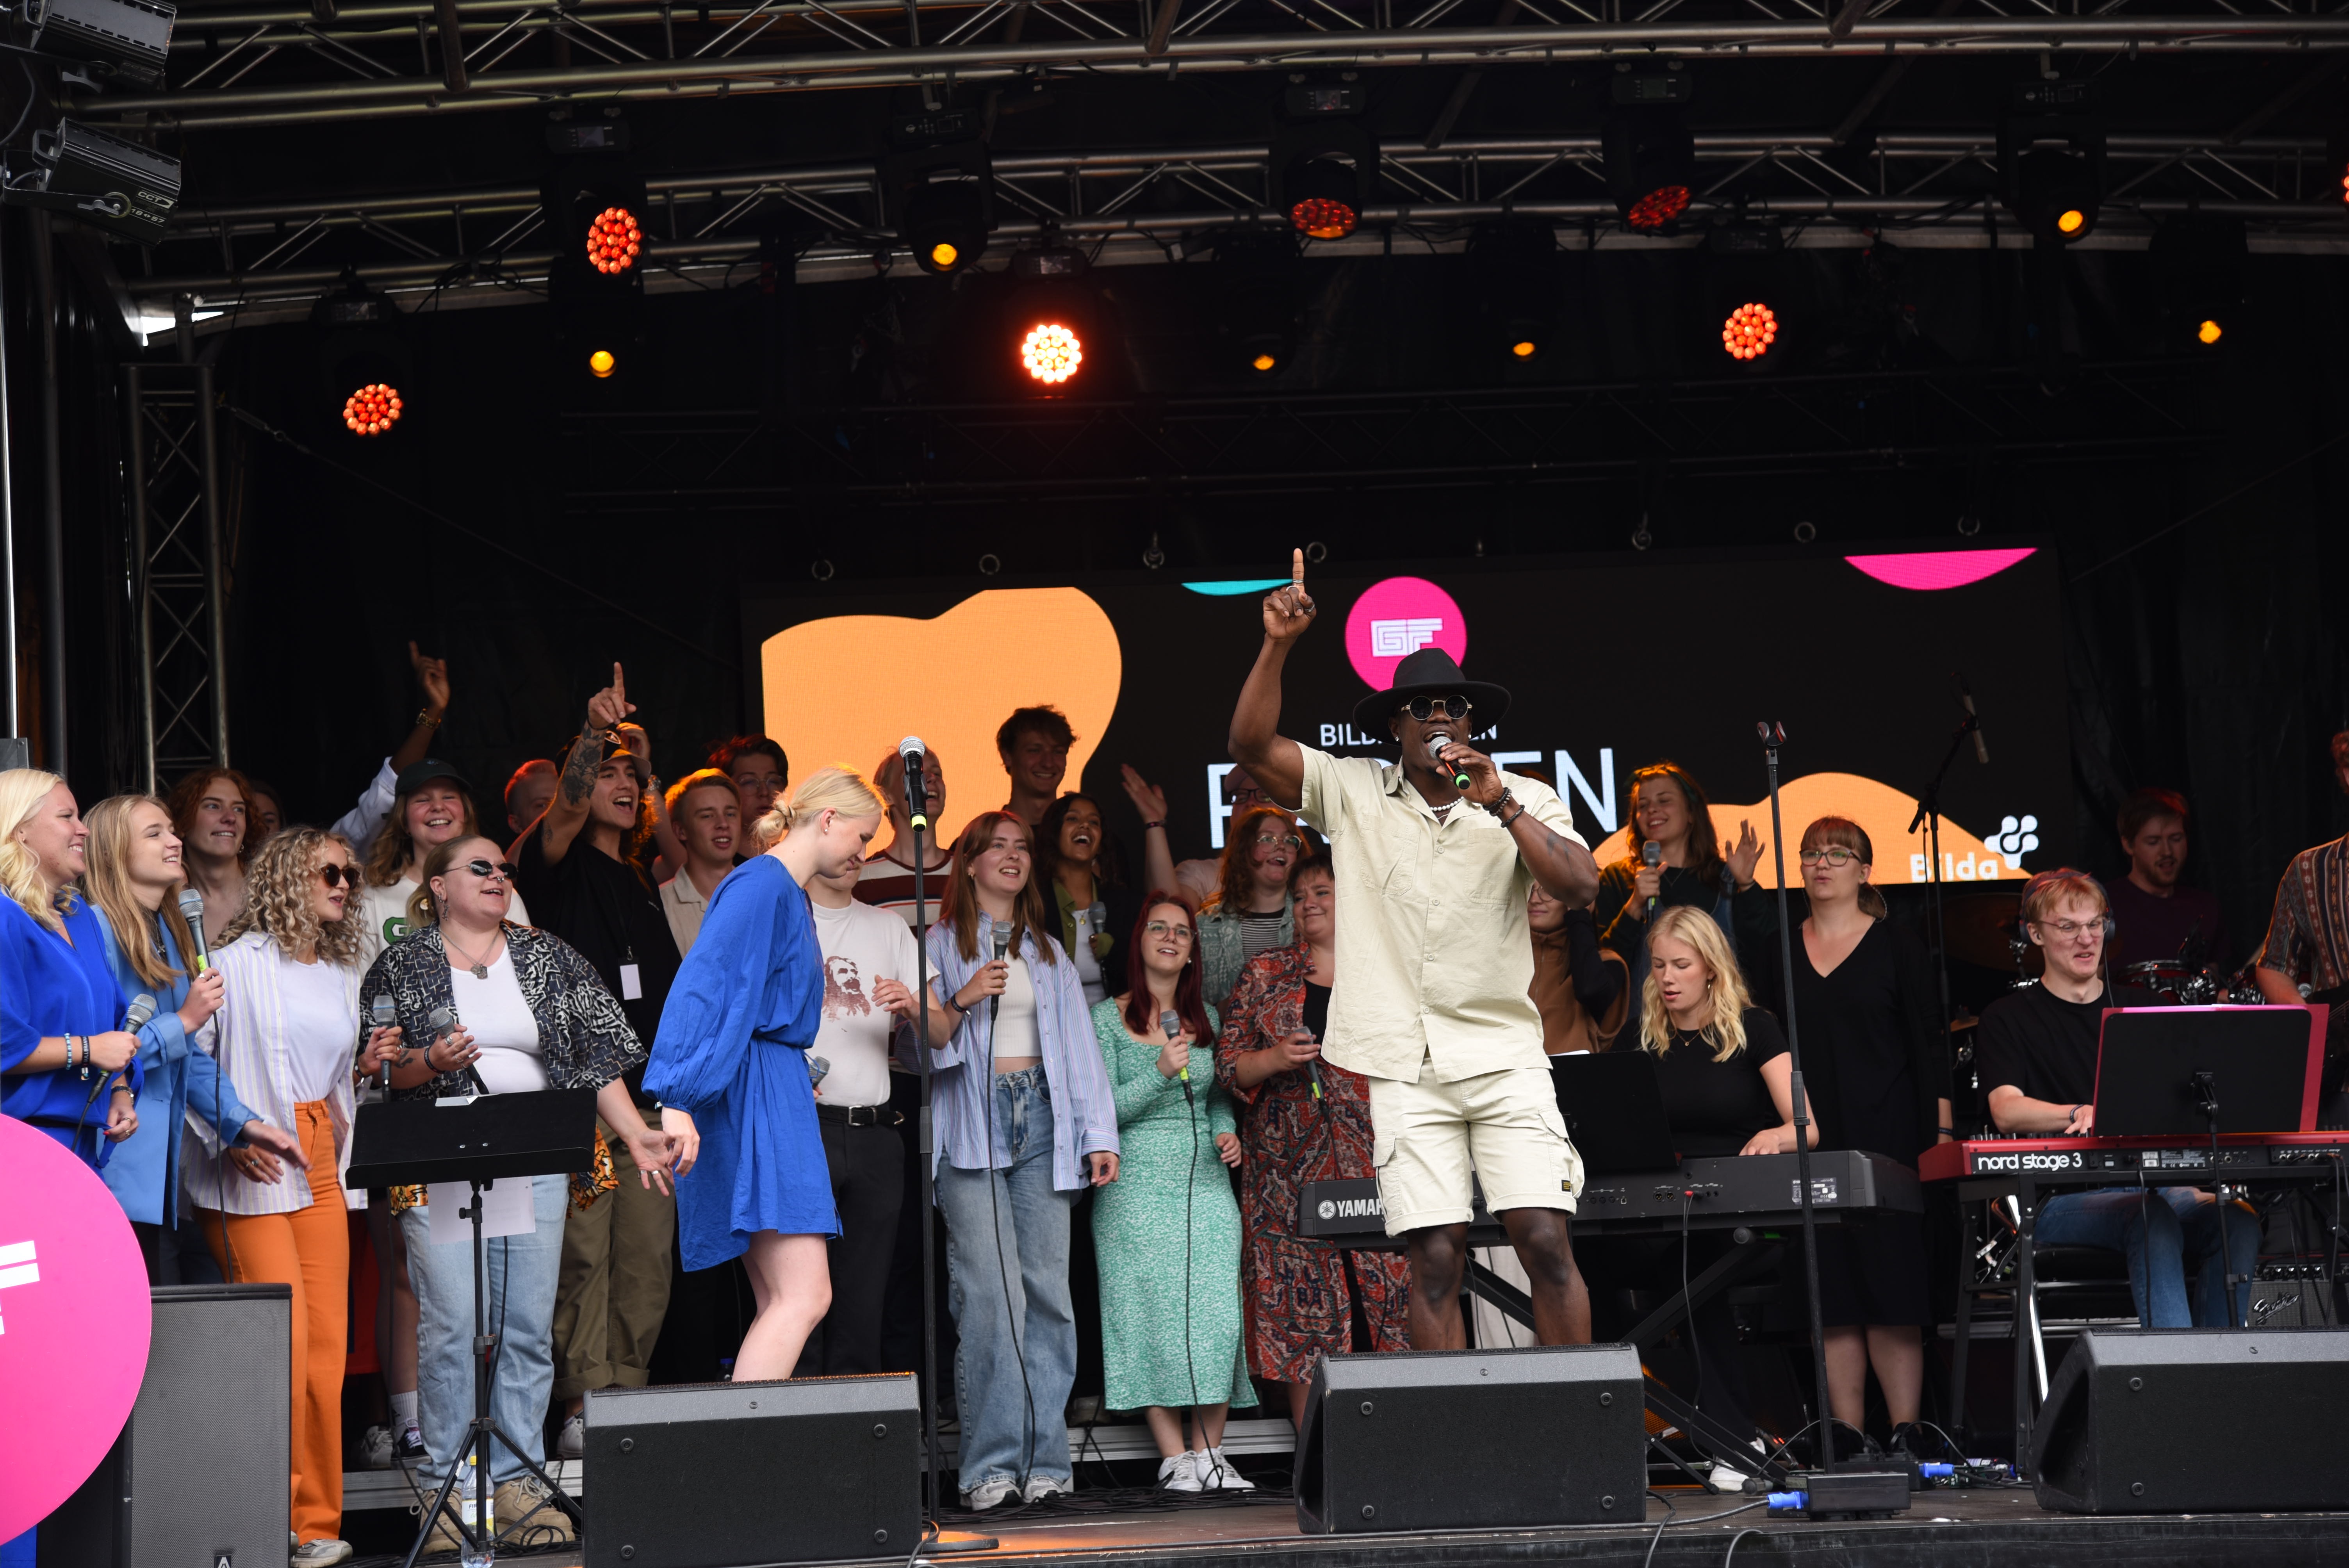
[1090,998,1259,1412]
[1217,942,1412,1384]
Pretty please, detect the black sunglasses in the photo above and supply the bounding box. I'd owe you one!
[1399,693,1473,721]
[461,859,520,882]
[317,862,357,887]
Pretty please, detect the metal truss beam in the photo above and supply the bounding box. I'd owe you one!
[79,12,2349,130]
[545,361,2224,509]
[124,363,231,792]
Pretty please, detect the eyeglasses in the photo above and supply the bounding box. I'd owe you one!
[462,859,520,882]
[1798,847,1861,868]
[316,862,356,887]
[2034,918,2103,939]
[1253,832,1303,851]
[1398,694,1472,722]
[1143,921,1195,943]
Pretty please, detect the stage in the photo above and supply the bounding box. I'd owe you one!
[340,1481,2349,1568]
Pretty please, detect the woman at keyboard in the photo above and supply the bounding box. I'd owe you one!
[1974,868,2257,1327]
[1577,904,1813,1460]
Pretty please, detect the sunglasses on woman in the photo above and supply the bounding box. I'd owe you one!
[462,859,520,882]
[1397,694,1472,722]
[316,862,357,887]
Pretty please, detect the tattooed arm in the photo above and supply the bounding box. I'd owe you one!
[529,663,637,868]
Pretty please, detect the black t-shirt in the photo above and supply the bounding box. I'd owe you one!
[515,827,682,1096]
[1973,980,2160,1112]
[1303,980,1331,1043]
[1650,1007,1791,1157]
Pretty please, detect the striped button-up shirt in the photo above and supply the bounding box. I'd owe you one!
[922,912,1119,1192]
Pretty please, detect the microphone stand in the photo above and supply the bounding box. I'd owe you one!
[1907,700,1982,1113]
[1759,721,1835,1469]
[907,780,944,1525]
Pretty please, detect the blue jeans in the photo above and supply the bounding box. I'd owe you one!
[937,1066,1077,1493]
[2036,1186,2258,1329]
[401,1172,569,1486]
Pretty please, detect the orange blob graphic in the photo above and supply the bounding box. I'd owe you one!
[759,588,1123,847]
[587,206,643,275]
[1722,302,1778,361]
[1586,772,2027,889]
[342,383,403,437]
[1020,323,1083,385]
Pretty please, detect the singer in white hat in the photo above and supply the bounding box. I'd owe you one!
[1226,552,1601,1349]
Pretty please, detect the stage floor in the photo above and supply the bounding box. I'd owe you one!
[353,1484,2349,1568]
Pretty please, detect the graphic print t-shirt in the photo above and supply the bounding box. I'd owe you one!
[810,899,920,1109]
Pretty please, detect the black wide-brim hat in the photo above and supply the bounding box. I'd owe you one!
[1349,647,1513,736]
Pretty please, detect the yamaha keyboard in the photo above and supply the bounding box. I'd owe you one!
[1297,1149,1923,1247]
[1921,1131,2349,1183]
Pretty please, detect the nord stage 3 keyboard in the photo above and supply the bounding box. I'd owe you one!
[1921,1131,2349,1182]
[1297,1149,1923,1246]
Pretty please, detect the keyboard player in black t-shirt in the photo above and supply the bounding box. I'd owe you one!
[1577,904,1817,1465]
[1973,868,2255,1329]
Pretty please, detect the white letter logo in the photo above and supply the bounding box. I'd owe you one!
[1992,814,2040,870]
[0,1239,37,1335]
[1369,617,1443,657]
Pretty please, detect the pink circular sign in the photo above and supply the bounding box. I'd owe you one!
[0,1117,151,1539]
[1342,576,1468,691]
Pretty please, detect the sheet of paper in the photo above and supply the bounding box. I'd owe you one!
[426,1177,538,1244]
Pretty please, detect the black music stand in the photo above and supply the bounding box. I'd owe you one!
[348,1088,599,1568]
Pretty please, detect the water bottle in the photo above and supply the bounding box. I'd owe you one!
[458,1449,494,1568]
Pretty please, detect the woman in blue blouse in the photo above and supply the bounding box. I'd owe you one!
[922,810,1122,1512]
[85,793,306,1281]
[0,770,144,1167]
[648,765,889,1383]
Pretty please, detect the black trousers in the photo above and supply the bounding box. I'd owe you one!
[797,1113,907,1377]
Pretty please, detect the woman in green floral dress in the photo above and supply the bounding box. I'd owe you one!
[1091,893,1259,1493]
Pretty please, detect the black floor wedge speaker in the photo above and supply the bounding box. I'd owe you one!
[585,1373,920,1567]
[2031,1327,2349,1513]
[1294,1345,1645,1534]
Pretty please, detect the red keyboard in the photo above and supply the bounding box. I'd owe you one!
[1922,1132,2349,1182]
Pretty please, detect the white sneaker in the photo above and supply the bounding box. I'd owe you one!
[962,1476,1019,1511]
[290,1541,353,1567]
[1021,1474,1070,1503]
[1157,1451,1204,1493]
[358,1425,395,1470]
[557,1411,585,1459]
[1201,1447,1256,1491]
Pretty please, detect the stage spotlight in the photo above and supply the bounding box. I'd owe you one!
[1721,301,1777,360]
[1271,105,1376,247]
[1252,351,1279,372]
[342,383,402,436]
[1019,322,1083,385]
[1467,219,1559,363]
[904,179,989,275]
[0,119,179,244]
[1510,340,1536,360]
[1205,229,1301,380]
[2150,211,2247,349]
[882,135,995,276]
[586,206,642,274]
[27,0,173,87]
[1998,82,2107,244]
[1603,73,1695,232]
[589,349,617,377]
[1285,157,1360,240]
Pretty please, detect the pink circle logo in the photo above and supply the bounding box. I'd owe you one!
[1343,577,1467,691]
[0,1117,151,1539]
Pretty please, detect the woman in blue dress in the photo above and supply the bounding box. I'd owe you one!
[0,770,144,1169]
[647,765,889,1382]
[84,793,307,1281]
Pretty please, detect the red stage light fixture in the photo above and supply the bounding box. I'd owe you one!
[1627,185,1692,231]
[1603,74,1696,233]
[1019,322,1083,385]
[1721,302,1777,361]
[586,206,642,274]
[1286,157,1360,241]
[342,382,403,435]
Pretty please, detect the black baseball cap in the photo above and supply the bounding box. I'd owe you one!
[394,759,473,796]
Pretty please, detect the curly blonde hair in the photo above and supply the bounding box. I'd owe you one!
[0,767,75,936]
[1638,904,1753,1062]
[220,825,365,966]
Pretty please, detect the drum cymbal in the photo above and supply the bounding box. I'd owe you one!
[1938,889,2042,974]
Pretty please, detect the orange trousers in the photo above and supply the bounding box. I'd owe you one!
[199,1101,348,1545]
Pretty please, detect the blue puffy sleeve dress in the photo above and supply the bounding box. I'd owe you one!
[645,855,839,1270]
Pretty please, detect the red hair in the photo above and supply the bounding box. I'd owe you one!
[1121,891,1216,1046]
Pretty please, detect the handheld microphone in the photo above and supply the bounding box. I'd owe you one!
[125,993,157,1032]
[1162,1008,1194,1105]
[1429,735,1471,793]
[989,925,1011,1025]
[809,1055,832,1089]
[1643,839,1663,922]
[1957,674,1989,765]
[177,887,210,971]
[428,1004,491,1096]
[369,994,398,1093]
[898,736,930,830]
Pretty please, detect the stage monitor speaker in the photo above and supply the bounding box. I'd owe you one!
[1294,1344,1644,1534]
[2031,1327,2349,1513]
[39,1284,291,1568]
[585,1373,919,1568]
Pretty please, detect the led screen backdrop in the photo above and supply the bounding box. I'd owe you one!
[744,544,2071,886]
